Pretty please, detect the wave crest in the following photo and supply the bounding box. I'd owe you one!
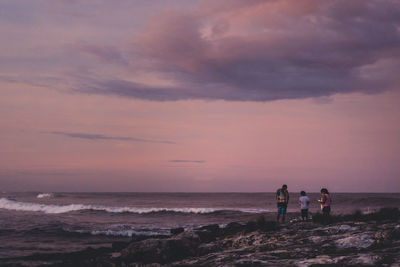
[0,198,268,214]
[37,193,54,198]
[71,229,169,237]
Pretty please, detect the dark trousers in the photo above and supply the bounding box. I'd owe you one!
[322,206,331,216]
[301,209,308,220]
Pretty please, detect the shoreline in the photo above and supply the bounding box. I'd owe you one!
[1,208,399,266]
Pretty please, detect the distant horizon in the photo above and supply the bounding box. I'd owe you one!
[3,191,400,194]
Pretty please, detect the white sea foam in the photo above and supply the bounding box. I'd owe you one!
[74,229,168,237]
[37,193,54,198]
[0,198,269,214]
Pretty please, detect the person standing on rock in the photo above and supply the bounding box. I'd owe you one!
[276,184,289,223]
[319,188,331,219]
[298,191,310,221]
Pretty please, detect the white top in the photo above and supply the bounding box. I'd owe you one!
[299,196,310,209]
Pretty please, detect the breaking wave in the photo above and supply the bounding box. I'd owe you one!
[0,198,268,214]
[70,228,169,237]
[37,193,54,198]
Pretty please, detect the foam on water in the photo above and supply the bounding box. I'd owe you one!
[37,193,54,199]
[0,198,268,214]
[71,229,169,237]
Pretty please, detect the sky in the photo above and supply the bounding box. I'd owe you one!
[1,0,400,192]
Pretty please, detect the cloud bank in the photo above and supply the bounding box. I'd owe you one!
[75,0,400,101]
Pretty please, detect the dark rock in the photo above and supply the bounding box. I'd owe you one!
[390,225,400,240]
[112,241,130,251]
[197,243,221,256]
[170,227,184,235]
[259,220,278,232]
[130,234,169,243]
[194,224,221,242]
[255,215,278,232]
[195,229,217,243]
[120,232,200,264]
[18,209,400,266]
[223,222,246,236]
[258,243,277,252]
[198,224,220,232]
[245,221,258,233]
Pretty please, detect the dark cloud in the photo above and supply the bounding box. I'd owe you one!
[75,0,400,101]
[169,160,205,163]
[46,131,175,144]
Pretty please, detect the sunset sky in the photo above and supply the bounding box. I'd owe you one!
[1,0,399,192]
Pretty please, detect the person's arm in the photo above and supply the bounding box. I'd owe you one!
[286,191,289,203]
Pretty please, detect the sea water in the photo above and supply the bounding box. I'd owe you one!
[0,192,399,262]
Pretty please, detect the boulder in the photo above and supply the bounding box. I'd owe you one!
[195,224,221,242]
[223,222,246,236]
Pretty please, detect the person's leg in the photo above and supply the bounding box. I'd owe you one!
[301,209,306,220]
[277,204,281,222]
[322,207,330,224]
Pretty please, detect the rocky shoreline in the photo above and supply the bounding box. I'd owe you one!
[3,208,400,266]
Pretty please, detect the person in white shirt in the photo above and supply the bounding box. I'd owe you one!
[298,191,310,221]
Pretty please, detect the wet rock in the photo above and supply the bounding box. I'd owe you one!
[232,233,256,248]
[347,253,380,265]
[233,258,269,266]
[315,224,357,235]
[49,214,400,266]
[296,255,347,266]
[335,233,375,249]
[319,243,337,254]
[308,235,327,244]
[268,249,291,259]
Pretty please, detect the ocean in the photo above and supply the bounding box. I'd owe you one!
[1,192,400,265]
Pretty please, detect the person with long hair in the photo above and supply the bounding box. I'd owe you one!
[319,188,331,217]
